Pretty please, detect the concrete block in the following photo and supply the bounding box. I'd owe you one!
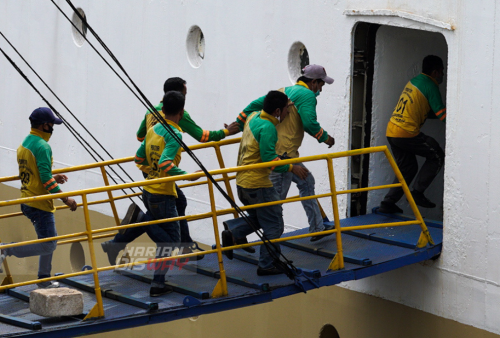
[30,287,83,317]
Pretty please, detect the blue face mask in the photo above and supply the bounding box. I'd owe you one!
[315,91,320,97]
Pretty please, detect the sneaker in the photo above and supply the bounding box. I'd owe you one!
[37,281,60,289]
[235,237,256,254]
[150,284,173,297]
[411,191,436,208]
[310,225,335,242]
[121,203,141,225]
[0,247,6,273]
[257,266,285,276]
[221,230,234,260]
[378,201,403,214]
[179,247,204,262]
[101,241,123,266]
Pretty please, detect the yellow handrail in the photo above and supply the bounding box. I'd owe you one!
[0,141,432,319]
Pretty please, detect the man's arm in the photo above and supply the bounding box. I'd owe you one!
[35,146,77,210]
[179,111,230,142]
[134,140,150,166]
[297,96,331,144]
[158,136,188,176]
[236,95,266,131]
[427,86,446,122]
[258,126,292,173]
[136,114,147,142]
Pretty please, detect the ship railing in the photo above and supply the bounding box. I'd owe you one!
[0,141,433,320]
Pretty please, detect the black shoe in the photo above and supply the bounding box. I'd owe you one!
[411,191,436,208]
[257,266,285,276]
[101,241,123,266]
[378,201,403,214]
[121,203,141,225]
[150,284,173,297]
[221,230,234,260]
[310,225,335,242]
[235,237,256,254]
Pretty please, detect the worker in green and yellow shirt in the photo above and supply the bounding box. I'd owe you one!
[0,108,77,289]
[223,91,308,276]
[379,55,446,213]
[234,64,335,242]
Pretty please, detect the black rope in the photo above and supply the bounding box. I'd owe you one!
[0,31,142,201]
[0,45,139,202]
[55,0,298,279]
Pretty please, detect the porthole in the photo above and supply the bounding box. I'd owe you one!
[288,41,310,84]
[71,8,87,47]
[186,25,205,68]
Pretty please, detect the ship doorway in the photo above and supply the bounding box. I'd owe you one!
[349,22,380,216]
[349,23,448,221]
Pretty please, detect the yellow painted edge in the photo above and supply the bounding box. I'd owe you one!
[84,303,104,321]
[327,254,341,271]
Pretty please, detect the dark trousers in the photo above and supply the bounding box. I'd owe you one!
[383,133,444,204]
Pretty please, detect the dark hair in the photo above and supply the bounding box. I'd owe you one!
[162,91,185,116]
[422,55,444,75]
[297,75,313,84]
[263,91,288,114]
[163,77,186,94]
[30,121,42,129]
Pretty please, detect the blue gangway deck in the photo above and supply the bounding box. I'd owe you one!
[0,210,442,337]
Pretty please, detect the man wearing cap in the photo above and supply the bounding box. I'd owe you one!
[0,107,77,288]
[234,65,335,242]
[378,55,446,213]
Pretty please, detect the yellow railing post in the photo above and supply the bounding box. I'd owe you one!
[100,166,121,227]
[214,144,238,219]
[81,194,105,320]
[383,148,434,247]
[326,158,345,271]
[207,180,228,298]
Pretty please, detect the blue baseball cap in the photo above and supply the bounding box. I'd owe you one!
[29,107,63,125]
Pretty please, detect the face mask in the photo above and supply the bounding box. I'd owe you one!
[315,91,321,97]
[275,115,281,123]
[43,125,54,134]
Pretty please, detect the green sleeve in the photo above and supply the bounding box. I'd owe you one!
[427,86,446,122]
[136,113,148,141]
[35,144,61,193]
[237,95,266,131]
[159,134,188,176]
[179,111,228,142]
[134,140,149,166]
[297,96,329,143]
[257,125,291,173]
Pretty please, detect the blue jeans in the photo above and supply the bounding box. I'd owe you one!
[270,162,324,233]
[115,185,192,246]
[231,186,284,269]
[7,205,58,279]
[113,190,180,287]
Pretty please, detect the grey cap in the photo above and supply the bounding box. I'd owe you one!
[302,64,334,84]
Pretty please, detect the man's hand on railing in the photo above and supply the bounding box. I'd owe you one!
[291,165,309,180]
[224,122,240,136]
[189,170,203,181]
[61,196,78,211]
[53,174,68,184]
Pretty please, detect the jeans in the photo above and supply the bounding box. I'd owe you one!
[230,186,284,269]
[7,205,58,279]
[127,181,193,246]
[113,190,180,287]
[383,133,445,204]
[270,162,324,233]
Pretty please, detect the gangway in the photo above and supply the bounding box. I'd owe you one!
[0,140,442,337]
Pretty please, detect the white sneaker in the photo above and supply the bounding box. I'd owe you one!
[37,281,60,289]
